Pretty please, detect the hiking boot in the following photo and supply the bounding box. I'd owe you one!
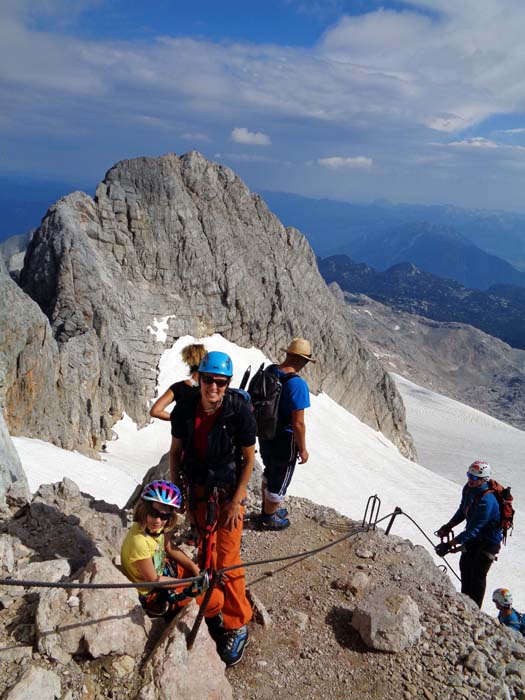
[260,512,290,531]
[219,625,249,667]
[260,507,288,519]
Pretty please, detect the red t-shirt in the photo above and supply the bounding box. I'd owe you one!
[192,403,222,462]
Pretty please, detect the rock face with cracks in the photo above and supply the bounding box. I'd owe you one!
[2,152,414,459]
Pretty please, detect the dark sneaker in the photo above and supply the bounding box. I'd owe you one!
[219,625,249,667]
[260,512,290,531]
[260,507,288,519]
[205,612,224,644]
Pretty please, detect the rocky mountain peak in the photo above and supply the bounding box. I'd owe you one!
[6,152,415,458]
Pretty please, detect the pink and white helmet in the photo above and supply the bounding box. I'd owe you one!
[141,480,182,509]
[467,460,491,479]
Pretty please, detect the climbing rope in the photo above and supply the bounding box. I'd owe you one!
[0,503,459,588]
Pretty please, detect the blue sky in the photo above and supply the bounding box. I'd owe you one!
[2,0,525,211]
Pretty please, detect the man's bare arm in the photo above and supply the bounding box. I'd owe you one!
[291,409,309,464]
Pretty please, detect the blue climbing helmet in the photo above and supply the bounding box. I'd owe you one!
[141,480,182,509]
[198,351,233,377]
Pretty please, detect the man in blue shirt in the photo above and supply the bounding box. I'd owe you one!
[259,338,313,531]
[435,460,502,608]
[493,588,524,635]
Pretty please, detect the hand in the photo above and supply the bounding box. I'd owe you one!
[221,500,242,531]
[437,524,451,539]
[298,448,309,464]
[435,541,452,557]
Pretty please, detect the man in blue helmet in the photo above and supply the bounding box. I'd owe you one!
[435,459,502,608]
[169,350,256,667]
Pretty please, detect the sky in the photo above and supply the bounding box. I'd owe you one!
[11,333,525,615]
[3,0,525,211]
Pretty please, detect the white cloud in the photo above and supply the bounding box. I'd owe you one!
[4,1,525,139]
[181,132,212,142]
[214,152,289,165]
[317,156,373,169]
[496,128,525,135]
[447,137,499,149]
[433,137,525,159]
[230,127,271,146]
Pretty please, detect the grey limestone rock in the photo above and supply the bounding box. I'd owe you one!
[35,556,150,663]
[0,255,67,453]
[3,666,61,700]
[351,586,423,652]
[8,477,127,572]
[10,152,414,458]
[0,409,29,505]
[144,601,232,700]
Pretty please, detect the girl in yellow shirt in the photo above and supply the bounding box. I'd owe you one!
[121,480,221,620]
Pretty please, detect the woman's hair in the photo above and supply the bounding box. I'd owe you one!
[180,344,207,373]
[133,499,179,533]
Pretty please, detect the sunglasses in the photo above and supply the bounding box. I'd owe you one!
[200,375,229,388]
[466,472,481,481]
[146,504,172,521]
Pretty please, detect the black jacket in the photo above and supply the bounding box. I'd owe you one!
[171,389,256,487]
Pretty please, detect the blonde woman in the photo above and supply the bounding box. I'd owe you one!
[149,344,207,421]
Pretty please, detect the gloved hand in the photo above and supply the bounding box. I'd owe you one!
[435,541,452,557]
[436,523,451,539]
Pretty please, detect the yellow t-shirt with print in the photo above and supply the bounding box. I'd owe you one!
[121,522,166,595]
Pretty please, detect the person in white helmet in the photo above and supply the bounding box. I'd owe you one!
[492,589,524,635]
[435,460,502,608]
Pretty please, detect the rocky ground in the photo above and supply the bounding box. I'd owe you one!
[0,478,524,700]
[231,496,525,700]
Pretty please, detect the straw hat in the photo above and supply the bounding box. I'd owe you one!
[282,338,316,363]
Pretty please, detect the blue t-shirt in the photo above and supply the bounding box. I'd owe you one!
[273,367,310,432]
[498,609,524,635]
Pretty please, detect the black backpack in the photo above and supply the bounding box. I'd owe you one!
[247,363,296,440]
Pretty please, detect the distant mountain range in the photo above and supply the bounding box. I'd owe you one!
[340,292,525,431]
[319,255,525,349]
[262,190,525,285]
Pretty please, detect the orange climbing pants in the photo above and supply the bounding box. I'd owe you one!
[191,486,252,630]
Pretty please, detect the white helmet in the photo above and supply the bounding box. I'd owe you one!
[467,460,491,479]
[492,588,513,607]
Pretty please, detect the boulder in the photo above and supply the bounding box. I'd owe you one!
[3,667,61,700]
[8,478,127,571]
[351,586,423,652]
[15,559,71,593]
[35,556,150,663]
[0,533,15,576]
[143,602,232,700]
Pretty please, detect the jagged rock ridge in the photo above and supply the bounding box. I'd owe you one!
[7,152,414,458]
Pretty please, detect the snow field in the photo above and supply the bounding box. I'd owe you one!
[11,335,525,614]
